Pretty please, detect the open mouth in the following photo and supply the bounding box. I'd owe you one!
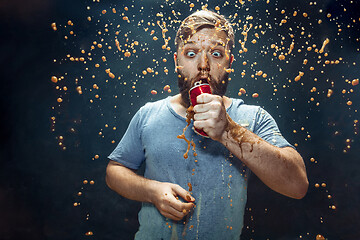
[191,75,211,88]
[198,76,210,84]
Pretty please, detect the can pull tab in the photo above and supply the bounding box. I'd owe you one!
[194,81,201,86]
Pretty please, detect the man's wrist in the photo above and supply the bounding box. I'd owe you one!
[144,179,159,204]
[220,113,247,146]
[219,113,232,145]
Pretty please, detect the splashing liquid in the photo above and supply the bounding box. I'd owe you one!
[177,106,197,159]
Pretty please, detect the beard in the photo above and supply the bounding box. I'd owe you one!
[177,70,229,108]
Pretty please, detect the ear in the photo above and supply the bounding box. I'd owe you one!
[229,54,234,68]
[174,53,178,72]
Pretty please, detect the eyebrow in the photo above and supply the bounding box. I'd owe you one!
[183,40,226,48]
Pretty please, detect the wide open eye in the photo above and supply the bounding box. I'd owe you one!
[212,51,222,57]
[186,50,196,57]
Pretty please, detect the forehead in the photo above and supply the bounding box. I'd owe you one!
[180,28,228,47]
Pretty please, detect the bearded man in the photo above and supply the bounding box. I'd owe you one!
[106,10,308,240]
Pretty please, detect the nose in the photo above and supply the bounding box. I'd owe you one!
[197,51,210,72]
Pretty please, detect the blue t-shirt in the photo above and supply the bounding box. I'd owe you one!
[108,96,293,240]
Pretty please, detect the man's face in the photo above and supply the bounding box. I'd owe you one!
[175,27,233,107]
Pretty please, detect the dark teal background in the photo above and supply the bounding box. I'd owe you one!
[1,0,359,239]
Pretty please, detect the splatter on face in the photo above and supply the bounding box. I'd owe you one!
[175,28,233,107]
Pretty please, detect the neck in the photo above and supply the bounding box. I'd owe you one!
[170,94,188,118]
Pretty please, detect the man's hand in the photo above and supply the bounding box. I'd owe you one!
[193,93,228,141]
[150,182,195,221]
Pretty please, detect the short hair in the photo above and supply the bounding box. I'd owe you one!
[175,10,235,53]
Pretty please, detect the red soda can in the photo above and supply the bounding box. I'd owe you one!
[189,81,212,137]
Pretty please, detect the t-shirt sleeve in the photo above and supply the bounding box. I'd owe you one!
[108,108,146,170]
[253,107,294,149]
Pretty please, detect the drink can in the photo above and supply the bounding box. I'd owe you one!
[189,81,212,137]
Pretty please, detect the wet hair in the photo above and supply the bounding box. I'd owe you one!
[175,10,235,53]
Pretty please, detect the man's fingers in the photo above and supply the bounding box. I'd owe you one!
[193,103,208,113]
[169,198,195,212]
[193,119,211,130]
[161,199,193,220]
[182,202,195,212]
[193,112,210,121]
[160,209,182,221]
[166,204,186,219]
[153,183,197,221]
[196,93,213,104]
[172,184,195,202]
[194,95,222,113]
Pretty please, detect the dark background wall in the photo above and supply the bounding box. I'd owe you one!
[0,0,359,239]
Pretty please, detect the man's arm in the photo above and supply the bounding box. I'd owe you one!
[106,160,195,220]
[220,119,308,199]
[193,94,309,199]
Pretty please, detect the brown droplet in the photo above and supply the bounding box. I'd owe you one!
[51,76,58,83]
[327,89,333,98]
[352,79,359,86]
[163,85,170,91]
[316,234,325,240]
[51,22,57,31]
[187,182,192,192]
[124,51,131,57]
[109,72,115,79]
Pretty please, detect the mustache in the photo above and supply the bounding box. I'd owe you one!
[177,69,229,107]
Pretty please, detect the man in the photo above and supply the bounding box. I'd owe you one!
[106,10,308,240]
